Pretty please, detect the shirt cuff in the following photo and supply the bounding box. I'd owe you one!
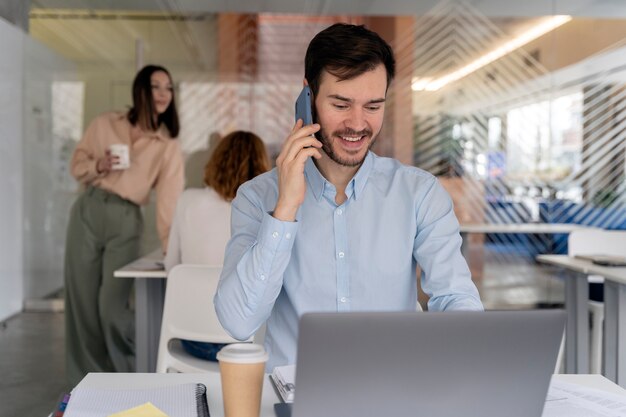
[90,158,106,180]
[257,211,298,252]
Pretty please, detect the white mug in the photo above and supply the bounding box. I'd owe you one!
[109,144,130,170]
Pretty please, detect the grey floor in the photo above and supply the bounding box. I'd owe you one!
[0,311,70,417]
[0,250,565,417]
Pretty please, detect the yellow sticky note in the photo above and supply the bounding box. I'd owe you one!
[108,402,169,417]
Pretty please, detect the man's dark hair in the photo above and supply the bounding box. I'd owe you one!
[304,23,396,96]
[127,64,180,138]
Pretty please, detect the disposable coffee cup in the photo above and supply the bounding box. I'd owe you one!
[109,144,130,170]
[217,343,269,417]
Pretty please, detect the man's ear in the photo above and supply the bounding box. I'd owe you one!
[303,78,309,87]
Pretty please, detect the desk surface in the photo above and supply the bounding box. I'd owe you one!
[75,372,625,417]
[537,254,626,284]
[460,223,596,234]
[78,372,279,417]
[114,249,166,278]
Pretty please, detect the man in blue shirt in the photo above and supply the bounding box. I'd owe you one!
[215,23,483,370]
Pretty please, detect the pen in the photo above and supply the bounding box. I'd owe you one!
[53,392,71,417]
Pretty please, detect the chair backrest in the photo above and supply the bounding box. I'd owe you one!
[158,264,242,352]
[568,229,626,257]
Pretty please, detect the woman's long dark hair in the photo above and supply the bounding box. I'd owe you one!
[127,64,180,138]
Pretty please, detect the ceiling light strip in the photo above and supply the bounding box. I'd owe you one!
[413,15,572,91]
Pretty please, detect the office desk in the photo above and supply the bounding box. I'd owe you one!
[460,223,594,257]
[73,372,624,417]
[75,372,279,417]
[114,249,167,373]
[537,254,626,387]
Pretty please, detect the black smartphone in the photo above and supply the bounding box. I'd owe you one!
[295,86,313,125]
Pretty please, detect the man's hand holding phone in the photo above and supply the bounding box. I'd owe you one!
[273,85,321,221]
[295,86,314,125]
[274,119,321,222]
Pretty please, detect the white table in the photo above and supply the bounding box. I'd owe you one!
[114,249,167,373]
[72,372,624,417]
[537,254,626,387]
[460,223,594,234]
[460,223,594,257]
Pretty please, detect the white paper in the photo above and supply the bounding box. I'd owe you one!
[543,380,626,417]
[64,383,200,417]
[274,364,296,386]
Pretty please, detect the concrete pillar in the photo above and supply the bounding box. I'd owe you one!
[367,16,415,165]
[217,13,258,82]
[0,0,29,32]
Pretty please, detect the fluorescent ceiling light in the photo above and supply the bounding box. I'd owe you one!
[412,15,572,91]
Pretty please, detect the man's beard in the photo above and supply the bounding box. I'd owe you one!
[316,127,377,168]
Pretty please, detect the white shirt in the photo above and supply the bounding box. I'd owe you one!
[164,187,231,271]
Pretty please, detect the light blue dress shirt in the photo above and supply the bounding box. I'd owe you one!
[215,152,483,370]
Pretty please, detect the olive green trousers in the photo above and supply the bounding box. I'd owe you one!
[64,186,142,386]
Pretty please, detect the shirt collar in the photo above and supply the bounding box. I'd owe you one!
[304,151,374,202]
[117,112,171,142]
[305,157,326,202]
[352,151,373,200]
[154,124,172,141]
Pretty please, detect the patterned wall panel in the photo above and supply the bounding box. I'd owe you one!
[412,1,625,268]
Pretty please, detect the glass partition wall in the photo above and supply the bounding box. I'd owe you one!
[25,0,626,308]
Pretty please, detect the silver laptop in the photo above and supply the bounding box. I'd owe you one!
[288,310,565,417]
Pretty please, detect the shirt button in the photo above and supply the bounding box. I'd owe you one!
[272,231,279,238]
[340,297,347,303]
[285,232,292,239]
[336,209,343,215]
[338,251,345,258]
[260,274,266,281]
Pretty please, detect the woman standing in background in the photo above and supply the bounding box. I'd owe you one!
[65,65,184,385]
[164,130,269,361]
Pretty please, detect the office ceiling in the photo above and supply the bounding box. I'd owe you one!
[28,0,626,82]
[28,9,541,74]
[30,0,626,18]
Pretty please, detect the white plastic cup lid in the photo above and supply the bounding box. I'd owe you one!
[217,343,269,364]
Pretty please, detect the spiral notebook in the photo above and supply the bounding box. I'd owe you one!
[63,382,209,417]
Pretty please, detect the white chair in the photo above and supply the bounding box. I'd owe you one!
[568,229,626,374]
[156,264,251,373]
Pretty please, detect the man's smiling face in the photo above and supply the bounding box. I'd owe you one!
[313,64,387,168]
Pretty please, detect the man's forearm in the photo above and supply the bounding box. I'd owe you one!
[215,211,298,340]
